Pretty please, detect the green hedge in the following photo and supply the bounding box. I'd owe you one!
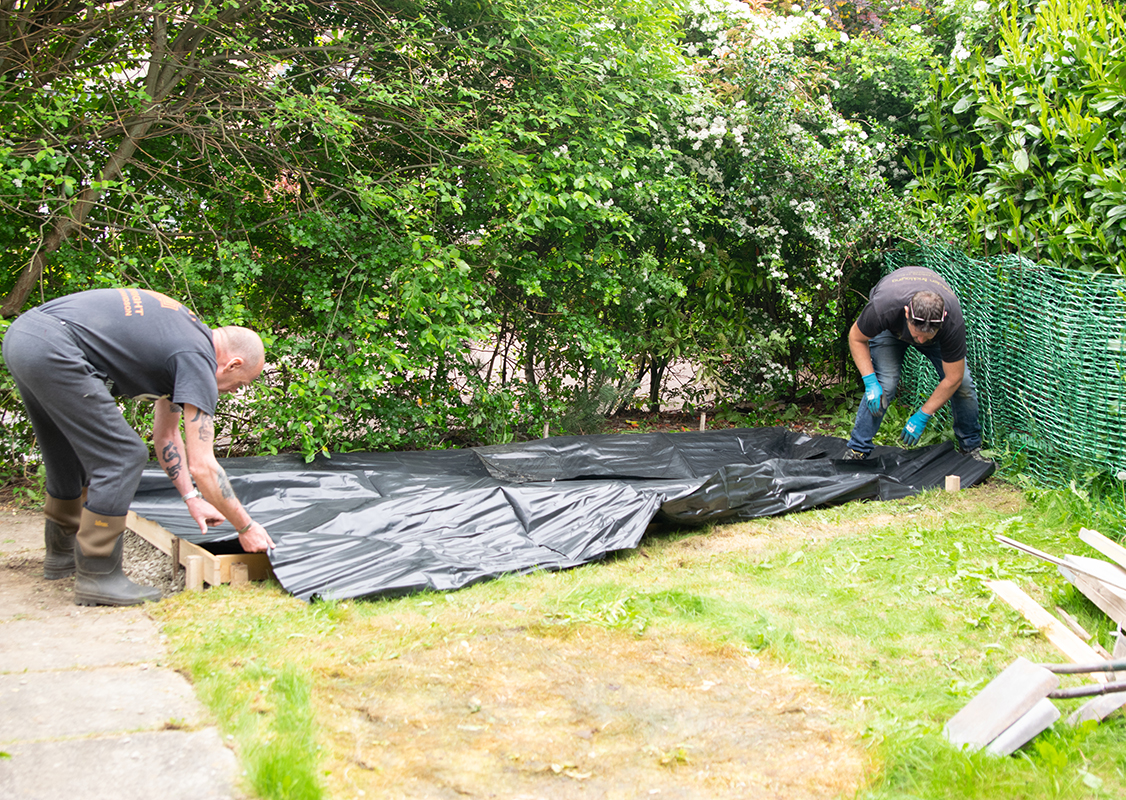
[908,0,1126,274]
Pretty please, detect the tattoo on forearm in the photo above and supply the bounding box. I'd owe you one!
[191,408,215,443]
[216,467,235,500]
[161,442,182,480]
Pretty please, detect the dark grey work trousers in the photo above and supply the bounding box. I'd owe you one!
[2,308,148,516]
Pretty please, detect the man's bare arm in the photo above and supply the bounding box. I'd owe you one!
[920,359,965,416]
[153,399,194,495]
[182,404,274,552]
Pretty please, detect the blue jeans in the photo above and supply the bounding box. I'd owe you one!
[846,330,982,454]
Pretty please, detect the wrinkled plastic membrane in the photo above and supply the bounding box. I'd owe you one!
[129,427,994,601]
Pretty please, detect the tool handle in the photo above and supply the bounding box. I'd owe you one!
[1038,658,1126,674]
[1049,679,1126,699]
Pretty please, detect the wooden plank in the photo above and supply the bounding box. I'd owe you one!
[1059,555,1126,628]
[986,697,1060,756]
[1072,635,1126,723]
[986,580,1108,680]
[943,656,1058,750]
[128,511,175,555]
[1052,604,1110,660]
[1055,606,1092,640]
[1078,528,1126,570]
[128,510,273,586]
[994,535,1126,593]
[1067,692,1126,725]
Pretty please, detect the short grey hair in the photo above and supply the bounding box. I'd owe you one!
[908,291,945,334]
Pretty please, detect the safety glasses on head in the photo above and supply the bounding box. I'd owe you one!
[905,306,947,325]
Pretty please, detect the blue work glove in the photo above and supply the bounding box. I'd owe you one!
[861,373,883,414]
[901,410,932,446]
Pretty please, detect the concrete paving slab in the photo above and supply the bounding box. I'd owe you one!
[0,509,243,799]
[0,728,239,800]
[0,666,204,742]
[0,610,162,671]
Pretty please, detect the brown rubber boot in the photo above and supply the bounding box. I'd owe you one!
[43,493,84,580]
[74,509,161,606]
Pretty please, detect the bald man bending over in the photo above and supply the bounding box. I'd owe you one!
[2,288,274,606]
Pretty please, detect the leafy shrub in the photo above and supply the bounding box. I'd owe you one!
[907,0,1126,272]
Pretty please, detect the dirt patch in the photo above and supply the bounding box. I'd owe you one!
[0,510,184,616]
[0,550,79,615]
[321,627,872,799]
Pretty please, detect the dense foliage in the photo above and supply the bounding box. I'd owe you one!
[0,0,913,467]
[907,0,1126,272]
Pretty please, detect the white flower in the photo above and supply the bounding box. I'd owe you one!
[910,24,922,33]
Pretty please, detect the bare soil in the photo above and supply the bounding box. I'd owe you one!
[321,627,873,800]
[0,509,181,617]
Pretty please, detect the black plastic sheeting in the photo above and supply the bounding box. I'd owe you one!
[129,427,994,602]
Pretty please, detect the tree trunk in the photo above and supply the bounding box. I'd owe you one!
[1,119,152,316]
[648,357,667,414]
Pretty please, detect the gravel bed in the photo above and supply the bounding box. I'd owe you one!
[123,528,186,597]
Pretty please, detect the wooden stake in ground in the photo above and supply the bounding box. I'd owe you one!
[231,562,249,587]
[186,555,204,591]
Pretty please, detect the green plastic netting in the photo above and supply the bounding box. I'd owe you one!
[885,243,1126,486]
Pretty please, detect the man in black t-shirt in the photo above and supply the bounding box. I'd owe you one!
[2,288,274,606]
[843,266,987,461]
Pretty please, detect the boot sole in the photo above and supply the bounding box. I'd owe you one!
[74,593,159,607]
[44,568,76,580]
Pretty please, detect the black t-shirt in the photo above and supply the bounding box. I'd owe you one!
[855,267,967,362]
[40,288,219,414]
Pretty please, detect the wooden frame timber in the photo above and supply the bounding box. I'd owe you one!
[127,511,273,587]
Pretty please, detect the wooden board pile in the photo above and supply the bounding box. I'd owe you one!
[944,528,1126,755]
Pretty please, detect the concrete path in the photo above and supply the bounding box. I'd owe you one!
[0,511,243,800]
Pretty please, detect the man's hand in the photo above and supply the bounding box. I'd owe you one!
[861,373,883,414]
[901,410,932,446]
[185,496,226,535]
[238,521,275,553]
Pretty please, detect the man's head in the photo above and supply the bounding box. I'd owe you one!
[903,290,946,344]
[213,326,265,393]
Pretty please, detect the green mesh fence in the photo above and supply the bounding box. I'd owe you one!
[886,243,1126,486]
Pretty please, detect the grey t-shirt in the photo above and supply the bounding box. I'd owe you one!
[40,288,218,414]
[856,267,967,362]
